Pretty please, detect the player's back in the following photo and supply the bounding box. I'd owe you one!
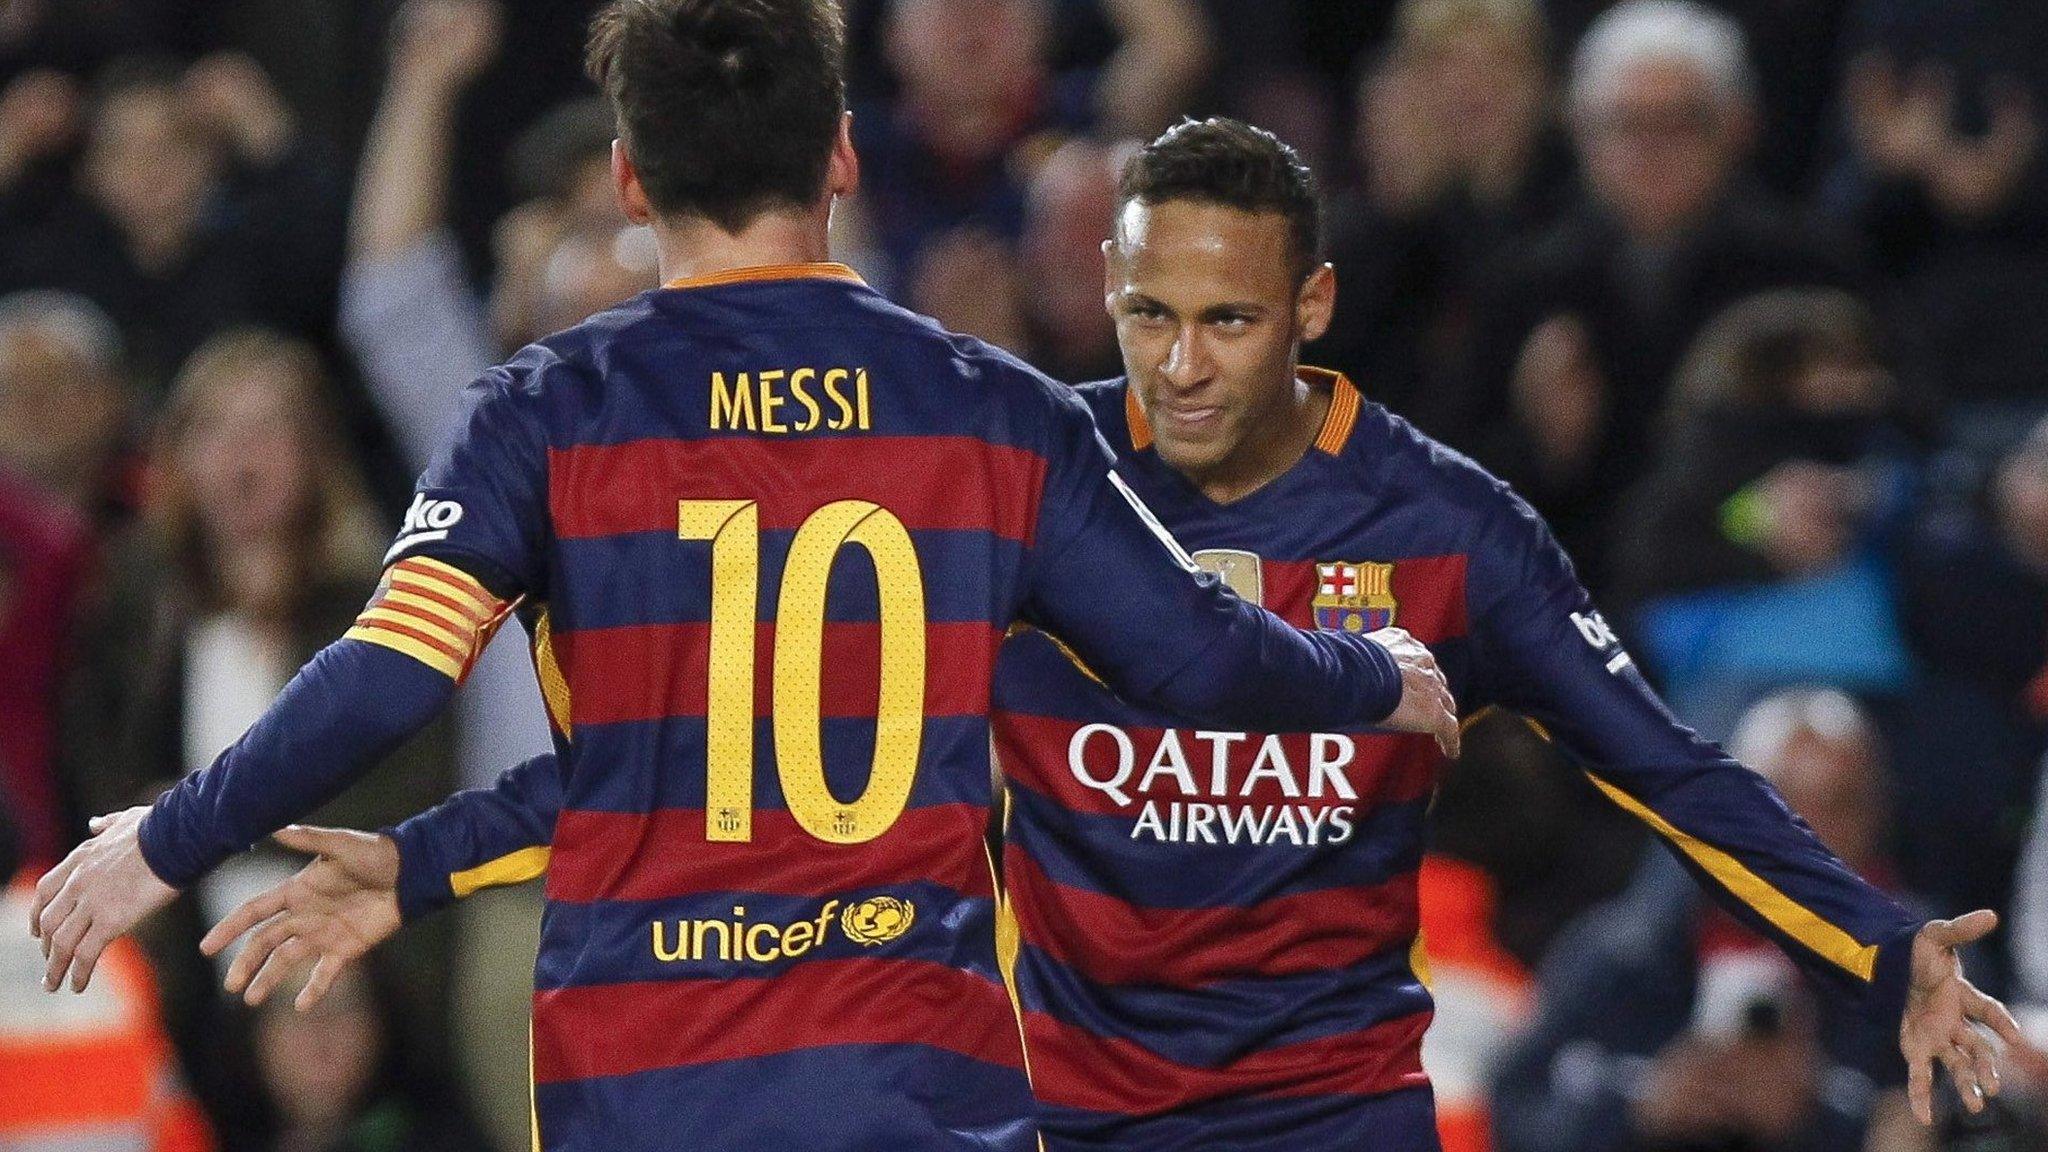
[519,264,1042,1152]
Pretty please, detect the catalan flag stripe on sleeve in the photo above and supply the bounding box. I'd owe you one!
[345,556,512,681]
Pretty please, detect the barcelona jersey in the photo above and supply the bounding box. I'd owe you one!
[995,371,1919,1150]
[381,366,1920,1151]
[124,262,1408,1152]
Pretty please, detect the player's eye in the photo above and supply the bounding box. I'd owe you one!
[1211,314,1253,332]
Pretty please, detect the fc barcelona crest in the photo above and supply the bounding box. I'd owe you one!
[1313,561,1396,632]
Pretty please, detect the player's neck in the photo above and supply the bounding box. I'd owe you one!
[650,206,834,285]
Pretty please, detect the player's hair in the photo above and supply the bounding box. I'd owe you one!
[1117,117,1324,283]
[584,0,847,232]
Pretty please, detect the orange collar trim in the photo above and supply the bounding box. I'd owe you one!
[661,262,864,291]
[1306,367,1363,455]
[1124,367,1362,456]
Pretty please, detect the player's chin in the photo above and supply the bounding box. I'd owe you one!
[1154,427,1238,473]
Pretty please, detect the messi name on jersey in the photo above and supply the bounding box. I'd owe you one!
[709,365,873,433]
[1314,561,1397,633]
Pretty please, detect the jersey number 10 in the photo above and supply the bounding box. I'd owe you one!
[680,499,926,846]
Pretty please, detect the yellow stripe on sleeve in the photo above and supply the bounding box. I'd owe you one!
[450,846,553,899]
[348,556,521,683]
[357,605,470,653]
[405,555,501,604]
[380,585,486,634]
[1584,772,1879,982]
[345,623,467,679]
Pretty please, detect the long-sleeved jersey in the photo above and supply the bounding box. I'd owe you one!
[390,368,1924,1152]
[136,267,1409,1152]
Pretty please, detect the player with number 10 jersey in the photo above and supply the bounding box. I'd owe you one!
[105,4,1442,1151]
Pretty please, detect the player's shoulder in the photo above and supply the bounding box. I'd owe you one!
[913,323,1100,435]
[1070,376,1130,428]
[1345,393,1515,512]
[1340,390,1557,559]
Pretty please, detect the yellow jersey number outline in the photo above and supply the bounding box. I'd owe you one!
[680,499,928,845]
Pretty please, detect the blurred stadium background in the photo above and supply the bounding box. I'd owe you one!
[0,0,2044,1149]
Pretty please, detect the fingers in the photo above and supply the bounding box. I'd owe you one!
[297,954,347,1013]
[242,936,311,1008]
[202,885,290,958]
[1938,1042,1983,1114]
[68,924,112,993]
[223,913,296,998]
[1925,910,1999,950]
[1908,1046,1934,1126]
[272,824,351,857]
[42,906,89,993]
[1966,986,2028,1049]
[29,853,81,940]
[1957,1025,2001,1101]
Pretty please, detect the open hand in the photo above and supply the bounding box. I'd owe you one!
[1901,910,2029,1125]
[29,806,177,993]
[201,825,402,1013]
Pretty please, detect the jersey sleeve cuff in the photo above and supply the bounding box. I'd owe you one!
[1354,631,1403,722]
[1869,921,1920,1029]
[388,817,459,922]
[135,805,193,890]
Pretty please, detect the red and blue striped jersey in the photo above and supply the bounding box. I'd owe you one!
[996,371,1918,1150]
[380,365,1919,1151]
[134,264,1409,1152]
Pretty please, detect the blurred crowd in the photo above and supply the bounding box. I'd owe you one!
[0,0,2044,1150]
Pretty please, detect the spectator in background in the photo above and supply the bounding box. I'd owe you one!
[0,289,136,521]
[0,54,346,387]
[1317,0,1571,426]
[1018,136,1128,382]
[1449,0,1865,589]
[52,327,460,1143]
[1829,2,2048,437]
[1912,422,2048,950]
[1492,688,1911,1152]
[247,963,493,1152]
[846,0,1208,307]
[492,95,634,349]
[0,481,94,873]
[0,290,126,870]
[1609,289,1921,732]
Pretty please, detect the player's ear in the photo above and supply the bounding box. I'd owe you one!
[612,140,654,226]
[826,112,860,200]
[1296,263,1336,343]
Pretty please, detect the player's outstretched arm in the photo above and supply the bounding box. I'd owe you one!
[31,634,464,994]
[1020,389,1458,746]
[34,353,553,996]
[1466,488,2029,1121]
[201,753,563,1011]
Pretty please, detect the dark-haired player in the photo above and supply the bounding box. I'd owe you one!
[29,5,1465,1149]
[212,117,2027,1150]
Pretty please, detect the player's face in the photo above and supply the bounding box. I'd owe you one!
[1106,199,1333,490]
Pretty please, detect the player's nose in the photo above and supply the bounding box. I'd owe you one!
[1159,327,1213,389]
